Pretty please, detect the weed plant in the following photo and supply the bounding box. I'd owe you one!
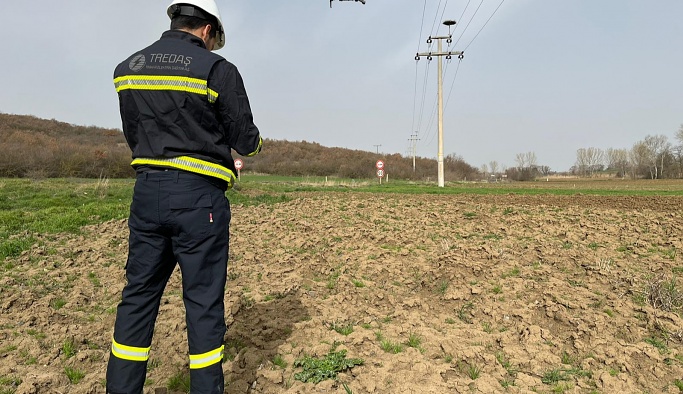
[64,366,85,384]
[167,370,191,392]
[62,339,76,359]
[293,350,363,384]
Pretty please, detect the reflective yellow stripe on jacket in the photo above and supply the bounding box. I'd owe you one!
[132,156,236,187]
[111,338,150,362]
[189,345,224,369]
[113,75,219,103]
[246,137,263,157]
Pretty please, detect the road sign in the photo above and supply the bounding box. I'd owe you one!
[234,159,244,170]
[377,169,384,177]
[376,160,384,169]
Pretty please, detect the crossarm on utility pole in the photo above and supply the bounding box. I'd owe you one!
[416,51,463,57]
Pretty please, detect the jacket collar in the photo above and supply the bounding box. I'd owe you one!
[160,30,207,50]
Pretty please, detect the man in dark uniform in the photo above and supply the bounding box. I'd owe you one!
[106,1,262,392]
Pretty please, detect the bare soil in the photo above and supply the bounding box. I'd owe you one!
[2,192,683,393]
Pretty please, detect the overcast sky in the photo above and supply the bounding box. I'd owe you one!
[1,1,681,171]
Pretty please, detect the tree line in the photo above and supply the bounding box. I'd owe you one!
[2,113,680,181]
[0,114,478,181]
[572,128,683,179]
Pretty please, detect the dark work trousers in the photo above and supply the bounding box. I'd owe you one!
[106,170,230,394]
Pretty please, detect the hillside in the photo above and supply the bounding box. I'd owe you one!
[0,113,478,180]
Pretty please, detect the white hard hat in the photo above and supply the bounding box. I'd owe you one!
[167,0,226,50]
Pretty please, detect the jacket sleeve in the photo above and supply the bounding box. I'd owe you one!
[210,60,262,157]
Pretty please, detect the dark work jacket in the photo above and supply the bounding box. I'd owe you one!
[113,30,262,188]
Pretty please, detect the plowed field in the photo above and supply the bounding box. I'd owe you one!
[2,191,683,393]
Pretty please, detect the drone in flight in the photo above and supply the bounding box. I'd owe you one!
[330,0,366,8]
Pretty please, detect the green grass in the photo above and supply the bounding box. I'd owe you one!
[380,339,404,354]
[541,368,591,385]
[467,364,482,380]
[3,175,681,262]
[644,336,669,354]
[233,174,683,196]
[293,350,363,383]
[2,176,681,264]
[50,298,67,310]
[62,338,77,358]
[329,322,354,336]
[273,354,288,369]
[167,370,191,392]
[0,178,298,263]
[405,333,423,351]
[64,366,85,384]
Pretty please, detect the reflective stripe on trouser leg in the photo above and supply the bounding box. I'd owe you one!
[189,345,224,369]
[106,174,177,394]
[111,338,151,362]
[170,174,230,393]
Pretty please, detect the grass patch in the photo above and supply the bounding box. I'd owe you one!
[50,298,67,310]
[0,179,133,261]
[62,338,77,358]
[644,336,669,354]
[328,322,354,336]
[167,370,191,392]
[0,376,22,394]
[436,280,449,296]
[273,354,288,369]
[405,333,423,351]
[293,350,363,383]
[87,271,101,287]
[541,368,591,385]
[380,339,404,354]
[467,364,482,380]
[64,366,85,384]
[496,352,517,376]
[560,351,577,365]
[501,267,520,278]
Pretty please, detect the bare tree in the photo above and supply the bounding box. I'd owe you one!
[524,152,537,168]
[575,147,604,177]
[606,148,629,178]
[630,141,652,179]
[511,152,538,181]
[515,153,526,170]
[575,148,589,176]
[642,135,670,179]
[489,160,499,176]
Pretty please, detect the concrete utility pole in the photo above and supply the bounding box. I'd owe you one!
[373,144,382,154]
[415,20,463,188]
[408,132,420,172]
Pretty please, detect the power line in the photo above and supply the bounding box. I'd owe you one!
[428,0,444,36]
[457,0,473,27]
[444,57,464,110]
[410,61,419,134]
[453,0,484,48]
[463,0,506,51]
[416,57,432,136]
[411,0,428,135]
[416,0,428,51]
[433,0,450,37]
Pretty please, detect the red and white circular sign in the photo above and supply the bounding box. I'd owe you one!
[234,159,244,170]
[377,169,384,177]
[376,160,385,170]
